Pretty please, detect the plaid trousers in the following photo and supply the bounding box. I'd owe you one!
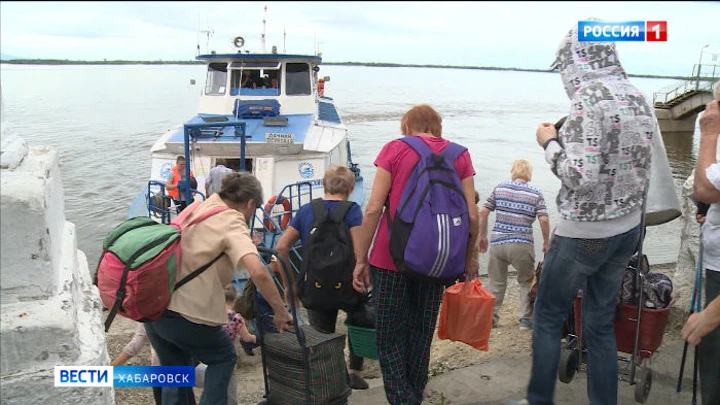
[372,266,446,405]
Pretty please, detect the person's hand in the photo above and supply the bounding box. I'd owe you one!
[682,310,717,346]
[699,100,720,138]
[536,123,558,147]
[542,241,550,254]
[477,236,488,253]
[697,212,707,225]
[352,262,371,293]
[465,257,479,280]
[272,309,293,333]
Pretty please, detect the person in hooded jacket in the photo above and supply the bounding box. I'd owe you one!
[510,21,656,405]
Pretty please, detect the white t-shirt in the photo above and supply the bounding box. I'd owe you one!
[703,162,720,272]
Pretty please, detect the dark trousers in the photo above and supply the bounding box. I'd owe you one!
[307,308,364,371]
[153,387,197,405]
[371,266,445,405]
[145,310,236,405]
[700,269,720,405]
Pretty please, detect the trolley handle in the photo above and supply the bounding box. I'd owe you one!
[257,246,307,348]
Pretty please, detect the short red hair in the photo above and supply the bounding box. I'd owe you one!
[400,104,443,137]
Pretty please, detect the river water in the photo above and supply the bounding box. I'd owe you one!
[0,64,698,269]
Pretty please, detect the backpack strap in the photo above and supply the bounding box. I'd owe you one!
[400,136,467,163]
[399,136,433,157]
[171,205,231,288]
[182,206,230,229]
[174,252,225,290]
[330,200,354,223]
[171,203,229,230]
[310,198,328,227]
[172,201,202,225]
[440,142,468,163]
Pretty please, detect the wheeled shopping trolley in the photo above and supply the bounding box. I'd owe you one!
[558,269,673,403]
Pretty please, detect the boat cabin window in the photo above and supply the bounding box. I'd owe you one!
[204,63,228,95]
[285,63,311,95]
[230,68,281,96]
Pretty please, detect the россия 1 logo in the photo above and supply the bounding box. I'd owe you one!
[578,21,667,42]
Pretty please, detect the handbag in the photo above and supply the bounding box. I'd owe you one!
[438,278,495,351]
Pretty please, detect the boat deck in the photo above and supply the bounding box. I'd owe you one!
[166,113,315,144]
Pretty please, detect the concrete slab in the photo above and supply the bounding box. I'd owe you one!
[348,338,699,405]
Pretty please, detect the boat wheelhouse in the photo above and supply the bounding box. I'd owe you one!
[129,46,363,233]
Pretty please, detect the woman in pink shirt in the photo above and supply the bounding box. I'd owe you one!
[351,104,479,404]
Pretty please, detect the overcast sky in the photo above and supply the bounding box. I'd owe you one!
[1,1,718,76]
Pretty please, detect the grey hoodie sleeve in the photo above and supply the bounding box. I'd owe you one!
[545,96,603,192]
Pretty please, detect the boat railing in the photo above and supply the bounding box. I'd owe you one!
[236,181,315,297]
[253,180,315,244]
[652,63,719,106]
[180,120,249,204]
[346,140,363,182]
[146,180,206,224]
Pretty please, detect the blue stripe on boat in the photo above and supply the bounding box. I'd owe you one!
[318,101,342,123]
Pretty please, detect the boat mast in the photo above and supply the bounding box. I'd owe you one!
[283,27,287,53]
[261,4,267,53]
[196,15,200,56]
[200,27,214,54]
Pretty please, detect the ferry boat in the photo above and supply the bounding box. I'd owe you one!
[128,24,363,245]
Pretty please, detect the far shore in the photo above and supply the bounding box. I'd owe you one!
[0,59,696,80]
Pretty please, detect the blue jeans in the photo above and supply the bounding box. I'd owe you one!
[527,225,641,405]
[145,310,237,405]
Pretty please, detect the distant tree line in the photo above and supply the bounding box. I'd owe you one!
[0,59,204,65]
[0,58,694,80]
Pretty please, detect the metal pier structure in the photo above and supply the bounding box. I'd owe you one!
[654,62,718,135]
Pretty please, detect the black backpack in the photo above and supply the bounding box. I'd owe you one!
[297,199,362,312]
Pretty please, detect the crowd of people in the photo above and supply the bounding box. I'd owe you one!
[107,23,720,405]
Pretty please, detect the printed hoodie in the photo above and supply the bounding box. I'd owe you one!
[546,24,656,238]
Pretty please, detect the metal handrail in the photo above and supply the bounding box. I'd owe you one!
[653,63,719,105]
[181,120,248,203]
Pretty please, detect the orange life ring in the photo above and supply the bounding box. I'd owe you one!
[263,195,291,232]
[318,79,325,97]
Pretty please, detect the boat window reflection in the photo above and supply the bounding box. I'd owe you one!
[285,63,311,96]
[205,63,227,96]
[230,68,281,96]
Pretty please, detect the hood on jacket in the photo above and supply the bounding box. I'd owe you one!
[551,21,628,99]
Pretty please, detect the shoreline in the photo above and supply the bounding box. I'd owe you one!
[0,59,696,80]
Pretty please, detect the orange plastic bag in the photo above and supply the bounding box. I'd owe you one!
[437,279,495,351]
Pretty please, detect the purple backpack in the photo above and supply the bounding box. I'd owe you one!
[387,136,470,282]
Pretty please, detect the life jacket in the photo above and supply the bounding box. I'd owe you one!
[167,165,194,199]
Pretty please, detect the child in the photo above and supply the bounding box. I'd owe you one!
[223,286,257,347]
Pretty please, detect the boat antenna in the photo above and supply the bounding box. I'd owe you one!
[200,27,214,54]
[283,27,287,53]
[196,15,200,56]
[261,4,267,53]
